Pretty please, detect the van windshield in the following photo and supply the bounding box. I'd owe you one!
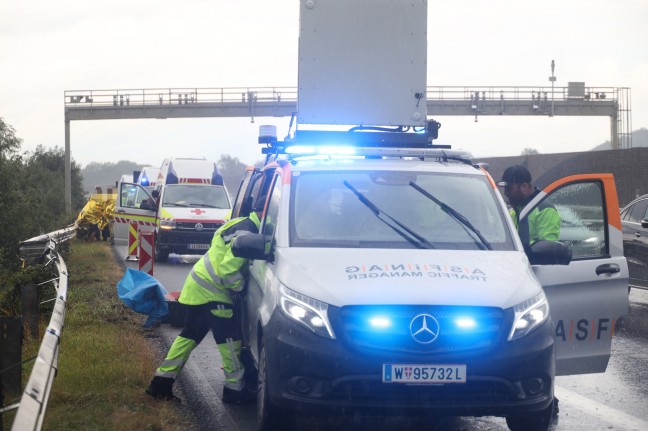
[291,170,514,250]
[162,184,230,209]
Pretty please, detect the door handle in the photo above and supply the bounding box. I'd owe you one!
[596,263,620,275]
[116,209,126,213]
[635,232,642,237]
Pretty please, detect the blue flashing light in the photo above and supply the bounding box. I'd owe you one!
[455,317,477,329]
[285,145,356,156]
[285,145,316,155]
[140,177,149,186]
[369,316,392,329]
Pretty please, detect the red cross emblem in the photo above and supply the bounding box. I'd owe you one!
[191,209,206,215]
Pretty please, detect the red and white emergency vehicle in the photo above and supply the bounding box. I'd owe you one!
[114,157,231,261]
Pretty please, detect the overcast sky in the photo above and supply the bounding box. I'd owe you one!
[1,0,646,168]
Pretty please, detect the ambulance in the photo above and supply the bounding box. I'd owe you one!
[137,166,160,192]
[114,157,231,261]
[230,133,629,431]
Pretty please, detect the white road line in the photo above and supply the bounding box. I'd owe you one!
[555,385,648,431]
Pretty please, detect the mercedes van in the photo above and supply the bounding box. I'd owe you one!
[230,141,629,431]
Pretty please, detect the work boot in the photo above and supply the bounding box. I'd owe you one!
[222,386,257,404]
[145,376,180,402]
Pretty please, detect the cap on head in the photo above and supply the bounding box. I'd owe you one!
[497,165,532,187]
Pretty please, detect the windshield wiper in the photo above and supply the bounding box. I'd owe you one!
[165,202,189,207]
[343,181,435,249]
[409,181,493,250]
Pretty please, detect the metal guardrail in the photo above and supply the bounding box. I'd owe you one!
[8,225,76,431]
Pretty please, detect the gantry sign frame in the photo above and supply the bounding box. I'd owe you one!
[63,85,631,213]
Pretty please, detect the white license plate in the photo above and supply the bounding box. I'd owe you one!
[188,244,210,250]
[383,364,467,384]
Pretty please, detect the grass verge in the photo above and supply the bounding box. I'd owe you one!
[18,239,195,430]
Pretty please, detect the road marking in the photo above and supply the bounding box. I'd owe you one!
[555,385,648,431]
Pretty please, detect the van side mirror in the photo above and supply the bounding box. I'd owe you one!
[528,240,572,265]
[232,233,267,260]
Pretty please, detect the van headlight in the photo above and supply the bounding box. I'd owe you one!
[279,285,335,339]
[159,219,176,230]
[508,292,550,341]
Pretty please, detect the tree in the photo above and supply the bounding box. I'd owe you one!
[0,118,28,274]
[521,148,540,155]
[217,154,248,199]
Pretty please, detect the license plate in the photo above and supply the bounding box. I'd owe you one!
[383,364,467,384]
[188,244,209,250]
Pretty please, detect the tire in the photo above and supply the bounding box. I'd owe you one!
[257,342,293,431]
[155,242,170,263]
[506,400,554,431]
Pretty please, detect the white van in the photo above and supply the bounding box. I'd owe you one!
[230,141,629,431]
[114,157,231,261]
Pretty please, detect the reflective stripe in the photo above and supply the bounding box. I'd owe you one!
[190,270,222,296]
[202,254,224,285]
[223,337,244,389]
[222,229,252,244]
[202,254,244,287]
[155,369,179,379]
[155,358,188,379]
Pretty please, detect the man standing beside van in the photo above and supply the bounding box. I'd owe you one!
[497,164,561,414]
[497,164,560,249]
[145,204,263,404]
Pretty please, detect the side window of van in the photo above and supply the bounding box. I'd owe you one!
[542,181,607,259]
[262,174,282,240]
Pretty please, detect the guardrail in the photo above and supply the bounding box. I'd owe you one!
[4,225,76,431]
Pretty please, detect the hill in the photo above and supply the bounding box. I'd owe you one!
[591,128,648,151]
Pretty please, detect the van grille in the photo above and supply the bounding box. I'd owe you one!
[335,305,508,355]
[176,222,221,231]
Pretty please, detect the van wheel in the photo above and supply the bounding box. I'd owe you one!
[505,400,554,431]
[155,243,169,263]
[257,342,293,431]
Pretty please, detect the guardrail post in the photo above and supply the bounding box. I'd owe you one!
[21,284,39,340]
[0,317,22,398]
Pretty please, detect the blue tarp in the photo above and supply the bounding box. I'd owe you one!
[117,268,169,327]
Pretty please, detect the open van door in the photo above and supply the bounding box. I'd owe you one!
[113,182,157,246]
[520,174,629,375]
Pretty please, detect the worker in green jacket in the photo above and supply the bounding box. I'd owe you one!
[497,164,561,249]
[498,164,561,415]
[146,206,262,404]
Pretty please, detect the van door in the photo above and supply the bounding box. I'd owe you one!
[113,182,157,246]
[520,174,629,375]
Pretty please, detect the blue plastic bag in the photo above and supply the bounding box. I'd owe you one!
[117,268,169,327]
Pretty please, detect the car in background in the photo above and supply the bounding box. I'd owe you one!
[621,194,648,290]
[555,205,605,258]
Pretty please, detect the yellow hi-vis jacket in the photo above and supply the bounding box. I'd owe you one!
[179,212,261,306]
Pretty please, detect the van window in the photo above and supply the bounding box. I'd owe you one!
[541,181,607,258]
[290,170,514,250]
[161,184,230,209]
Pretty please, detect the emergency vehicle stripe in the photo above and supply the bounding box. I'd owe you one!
[541,174,621,230]
[179,178,210,184]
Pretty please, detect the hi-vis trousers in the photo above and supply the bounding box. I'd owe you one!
[154,302,244,390]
